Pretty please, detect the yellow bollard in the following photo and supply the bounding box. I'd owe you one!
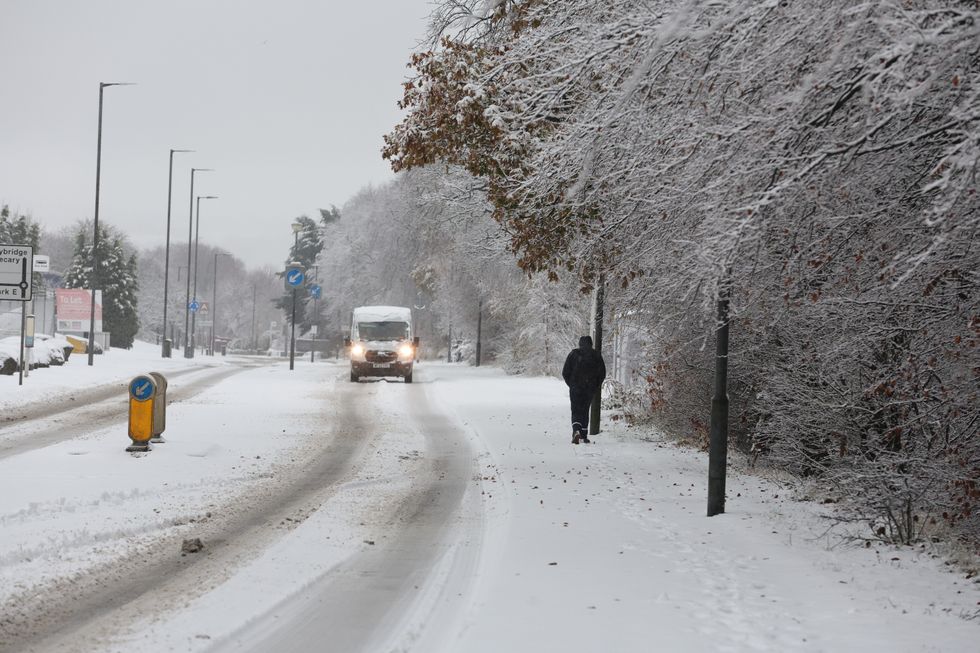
[148,372,168,443]
[127,375,157,452]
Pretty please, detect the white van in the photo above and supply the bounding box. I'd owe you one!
[345,305,418,383]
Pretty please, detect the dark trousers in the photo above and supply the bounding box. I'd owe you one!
[569,387,594,432]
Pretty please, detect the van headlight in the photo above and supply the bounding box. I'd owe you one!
[350,343,365,358]
[398,344,414,359]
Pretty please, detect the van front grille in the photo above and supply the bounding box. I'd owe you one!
[366,350,396,363]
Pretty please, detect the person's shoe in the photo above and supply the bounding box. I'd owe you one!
[572,430,581,445]
[581,434,591,444]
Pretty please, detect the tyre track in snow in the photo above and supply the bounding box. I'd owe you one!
[0,371,381,653]
[211,378,481,653]
[0,364,255,461]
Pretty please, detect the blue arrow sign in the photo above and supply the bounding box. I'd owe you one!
[286,269,305,287]
[310,284,322,299]
[130,376,155,401]
[189,300,200,312]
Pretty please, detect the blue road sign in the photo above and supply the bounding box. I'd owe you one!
[189,300,200,312]
[310,284,322,299]
[130,376,155,401]
[286,269,305,287]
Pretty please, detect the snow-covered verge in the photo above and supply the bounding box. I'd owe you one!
[417,364,979,653]
[0,340,213,413]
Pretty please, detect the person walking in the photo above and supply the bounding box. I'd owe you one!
[561,335,606,444]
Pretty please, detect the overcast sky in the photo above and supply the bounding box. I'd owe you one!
[0,0,434,270]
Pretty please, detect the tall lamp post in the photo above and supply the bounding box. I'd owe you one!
[191,195,218,354]
[87,81,134,366]
[183,168,212,357]
[211,251,229,355]
[251,283,257,352]
[162,148,193,357]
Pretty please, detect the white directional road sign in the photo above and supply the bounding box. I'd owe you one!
[0,244,33,301]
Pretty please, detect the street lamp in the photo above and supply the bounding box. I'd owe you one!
[183,167,213,358]
[162,148,193,357]
[251,283,257,352]
[87,81,135,366]
[211,251,229,356]
[191,195,218,354]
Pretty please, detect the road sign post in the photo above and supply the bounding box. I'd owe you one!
[0,244,33,301]
[2,244,34,385]
[309,284,321,363]
[285,263,305,371]
[23,315,35,380]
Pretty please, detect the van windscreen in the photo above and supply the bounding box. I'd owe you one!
[357,321,409,340]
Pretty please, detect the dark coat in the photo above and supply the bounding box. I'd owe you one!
[562,336,606,393]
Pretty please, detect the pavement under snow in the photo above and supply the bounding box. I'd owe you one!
[0,344,977,652]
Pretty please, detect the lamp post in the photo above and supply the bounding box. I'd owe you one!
[191,195,218,354]
[162,148,193,357]
[211,251,229,356]
[413,290,426,363]
[87,81,134,365]
[251,283,257,352]
[183,167,212,358]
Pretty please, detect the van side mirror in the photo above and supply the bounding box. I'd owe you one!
[413,336,420,348]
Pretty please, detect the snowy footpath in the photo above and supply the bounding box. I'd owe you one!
[0,348,977,652]
[421,365,980,653]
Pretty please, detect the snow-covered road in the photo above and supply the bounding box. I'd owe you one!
[1,347,977,652]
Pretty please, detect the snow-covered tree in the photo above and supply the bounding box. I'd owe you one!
[383,0,980,543]
[275,215,325,330]
[1,205,45,294]
[0,205,40,248]
[64,222,140,348]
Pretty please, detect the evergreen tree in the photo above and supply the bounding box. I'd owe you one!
[64,222,140,348]
[0,205,41,247]
[1,205,44,292]
[274,215,324,329]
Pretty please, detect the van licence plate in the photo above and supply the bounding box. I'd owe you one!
[374,363,391,369]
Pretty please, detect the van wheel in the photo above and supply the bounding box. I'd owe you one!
[350,370,359,382]
[404,371,413,384]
